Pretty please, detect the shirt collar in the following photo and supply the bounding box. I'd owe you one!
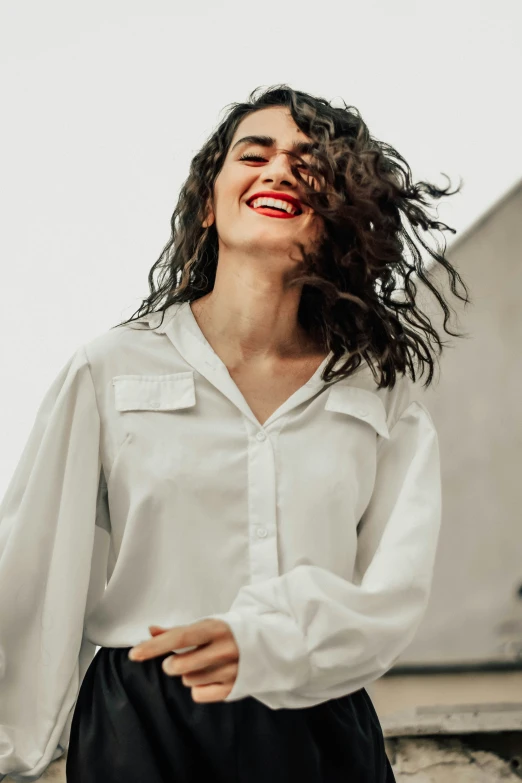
[142,300,365,389]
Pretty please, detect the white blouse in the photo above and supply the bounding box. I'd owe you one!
[0,300,441,780]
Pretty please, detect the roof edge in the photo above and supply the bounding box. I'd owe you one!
[447,176,522,254]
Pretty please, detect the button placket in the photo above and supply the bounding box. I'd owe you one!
[246,423,280,582]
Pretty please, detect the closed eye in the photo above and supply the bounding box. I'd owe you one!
[238,153,309,169]
[238,153,266,162]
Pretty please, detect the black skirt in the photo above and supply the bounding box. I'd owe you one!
[66,646,396,783]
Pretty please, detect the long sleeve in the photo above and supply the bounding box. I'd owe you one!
[0,345,106,781]
[208,399,442,710]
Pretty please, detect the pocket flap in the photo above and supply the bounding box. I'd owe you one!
[324,384,390,439]
[112,372,196,412]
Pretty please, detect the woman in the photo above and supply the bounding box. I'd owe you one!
[0,85,470,782]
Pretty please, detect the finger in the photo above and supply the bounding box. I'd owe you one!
[179,663,238,687]
[163,638,236,675]
[191,683,232,703]
[148,625,168,637]
[129,619,220,661]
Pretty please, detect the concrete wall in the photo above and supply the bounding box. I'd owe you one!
[396,179,522,667]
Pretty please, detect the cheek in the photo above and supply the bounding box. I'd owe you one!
[215,167,250,204]
[212,178,247,226]
[306,214,326,244]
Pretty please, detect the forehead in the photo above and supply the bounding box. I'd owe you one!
[229,106,310,149]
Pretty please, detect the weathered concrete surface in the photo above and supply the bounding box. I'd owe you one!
[372,672,522,780]
[381,702,522,736]
[385,735,522,782]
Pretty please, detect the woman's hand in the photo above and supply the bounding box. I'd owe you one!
[128,618,239,703]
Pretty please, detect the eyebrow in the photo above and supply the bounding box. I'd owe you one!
[230,134,315,156]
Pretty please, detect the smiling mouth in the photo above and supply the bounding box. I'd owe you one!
[247,203,301,220]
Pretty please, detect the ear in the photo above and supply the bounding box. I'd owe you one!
[202,209,215,228]
[202,198,215,228]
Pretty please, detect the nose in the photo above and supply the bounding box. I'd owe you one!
[260,150,316,195]
[261,150,298,187]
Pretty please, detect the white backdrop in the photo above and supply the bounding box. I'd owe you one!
[0,0,520,489]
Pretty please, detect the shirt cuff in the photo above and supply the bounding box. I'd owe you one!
[204,609,312,703]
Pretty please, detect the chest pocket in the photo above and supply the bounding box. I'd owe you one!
[112,372,196,412]
[109,372,197,488]
[324,384,390,439]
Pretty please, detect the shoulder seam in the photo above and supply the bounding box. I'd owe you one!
[389,398,436,434]
[79,343,102,423]
[408,398,436,427]
[385,373,412,432]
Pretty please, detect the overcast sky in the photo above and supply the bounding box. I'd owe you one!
[0,0,520,487]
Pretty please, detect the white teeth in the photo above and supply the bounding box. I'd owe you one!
[250,197,298,215]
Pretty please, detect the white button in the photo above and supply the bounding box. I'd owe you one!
[256,431,266,441]
[357,409,368,417]
[150,401,161,408]
[256,527,268,538]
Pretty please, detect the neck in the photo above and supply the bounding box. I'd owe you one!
[190,284,323,366]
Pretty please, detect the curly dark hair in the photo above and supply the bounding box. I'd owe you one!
[112,83,471,389]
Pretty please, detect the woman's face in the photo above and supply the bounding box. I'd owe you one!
[203,106,324,263]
